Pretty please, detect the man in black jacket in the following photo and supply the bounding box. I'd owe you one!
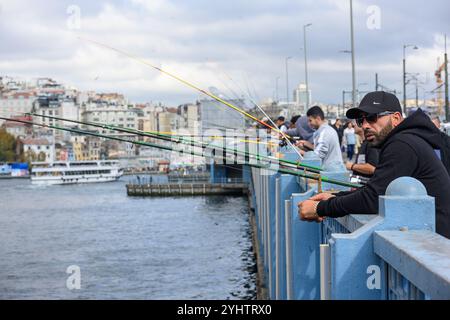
[298,91,450,239]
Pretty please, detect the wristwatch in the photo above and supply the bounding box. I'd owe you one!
[313,201,320,218]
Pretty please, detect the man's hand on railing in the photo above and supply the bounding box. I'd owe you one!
[298,200,325,223]
[309,193,336,202]
[298,193,336,223]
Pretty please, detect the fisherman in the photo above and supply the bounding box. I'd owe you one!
[288,115,300,129]
[275,116,289,133]
[346,120,379,185]
[298,91,450,239]
[284,114,315,144]
[295,106,343,168]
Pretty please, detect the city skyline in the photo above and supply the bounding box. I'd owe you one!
[0,0,448,106]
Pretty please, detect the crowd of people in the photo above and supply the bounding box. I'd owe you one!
[274,103,380,184]
[272,91,449,239]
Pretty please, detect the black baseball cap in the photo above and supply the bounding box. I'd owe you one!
[346,91,402,119]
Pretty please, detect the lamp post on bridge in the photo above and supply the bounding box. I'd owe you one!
[285,56,292,106]
[403,44,419,115]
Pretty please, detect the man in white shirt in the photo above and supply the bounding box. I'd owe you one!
[296,106,344,168]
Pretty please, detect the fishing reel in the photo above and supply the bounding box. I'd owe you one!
[279,136,301,148]
[279,139,288,147]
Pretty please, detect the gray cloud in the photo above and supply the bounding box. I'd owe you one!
[0,0,448,106]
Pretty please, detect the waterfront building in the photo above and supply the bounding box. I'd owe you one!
[22,137,54,162]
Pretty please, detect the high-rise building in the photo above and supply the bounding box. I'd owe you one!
[294,83,312,114]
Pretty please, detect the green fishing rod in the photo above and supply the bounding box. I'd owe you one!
[28,113,323,173]
[79,37,308,161]
[1,116,362,189]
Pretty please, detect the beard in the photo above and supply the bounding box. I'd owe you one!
[365,120,394,147]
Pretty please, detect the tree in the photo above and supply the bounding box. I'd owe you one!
[37,151,46,162]
[23,150,37,163]
[0,128,18,162]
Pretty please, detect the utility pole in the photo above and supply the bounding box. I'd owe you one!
[285,57,292,105]
[403,44,419,115]
[349,0,357,108]
[375,73,379,91]
[303,23,312,110]
[416,79,419,108]
[403,49,406,113]
[445,34,449,122]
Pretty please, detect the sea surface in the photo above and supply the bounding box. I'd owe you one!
[0,177,256,299]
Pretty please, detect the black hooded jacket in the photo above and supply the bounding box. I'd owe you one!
[317,109,450,238]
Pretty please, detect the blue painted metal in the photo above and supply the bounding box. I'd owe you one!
[320,170,350,192]
[242,164,252,184]
[275,174,301,299]
[268,171,279,299]
[249,152,450,300]
[374,230,450,299]
[209,159,226,183]
[386,264,427,299]
[302,151,322,168]
[288,190,321,300]
[329,178,435,300]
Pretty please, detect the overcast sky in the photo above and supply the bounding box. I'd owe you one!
[0,0,448,106]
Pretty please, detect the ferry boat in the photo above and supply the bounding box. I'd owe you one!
[31,160,123,185]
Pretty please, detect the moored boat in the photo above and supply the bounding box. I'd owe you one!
[31,160,123,185]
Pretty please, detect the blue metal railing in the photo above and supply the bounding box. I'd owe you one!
[387,264,427,300]
[374,230,450,300]
[321,218,350,244]
[249,151,450,300]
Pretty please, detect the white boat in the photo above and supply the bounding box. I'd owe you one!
[31,160,123,185]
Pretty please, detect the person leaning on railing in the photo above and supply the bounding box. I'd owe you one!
[346,120,380,185]
[298,91,450,239]
[295,106,344,168]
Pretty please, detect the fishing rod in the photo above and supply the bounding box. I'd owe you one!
[217,70,304,160]
[79,38,298,148]
[1,116,361,189]
[29,113,323,173]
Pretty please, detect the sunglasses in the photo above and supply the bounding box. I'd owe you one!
[355,111,395,127]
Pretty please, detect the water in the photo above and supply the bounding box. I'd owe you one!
[0,177,256,299]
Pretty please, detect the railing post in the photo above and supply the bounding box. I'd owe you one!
[320,244,331,300]
[286,190,321,300]
[276,174,301,300]
[285,199,293,300]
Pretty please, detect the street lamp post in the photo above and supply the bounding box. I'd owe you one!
[444,34,449,122]
[285,56,292,105]
[275,76,280,102]
[303,23,312,111]
[403,44,419,115]
[349,0,357,108]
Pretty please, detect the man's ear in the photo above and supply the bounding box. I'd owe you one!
[391,112,403,127]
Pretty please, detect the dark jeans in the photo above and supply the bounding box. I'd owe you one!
[347,144,355,161]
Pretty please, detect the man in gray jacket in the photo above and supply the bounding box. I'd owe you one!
[285,115,315,144]
[296,106,343,168]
